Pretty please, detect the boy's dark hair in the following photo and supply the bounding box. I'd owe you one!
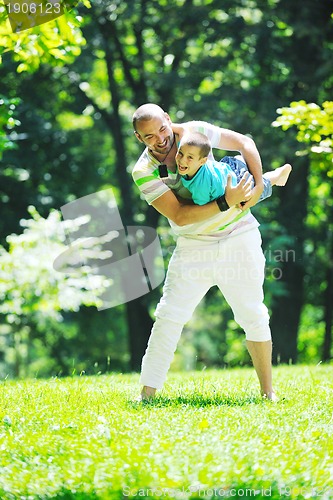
[180,132,211,158]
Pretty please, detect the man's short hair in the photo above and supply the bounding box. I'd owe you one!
[132,103,165,131]
[180,132,211,158]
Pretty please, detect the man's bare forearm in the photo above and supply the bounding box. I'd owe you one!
[174,200,220,226]
[239,137,264,188]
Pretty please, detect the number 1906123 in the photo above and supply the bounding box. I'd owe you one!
[6,2,62,15]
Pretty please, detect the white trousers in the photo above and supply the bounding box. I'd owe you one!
[140,228,271,389]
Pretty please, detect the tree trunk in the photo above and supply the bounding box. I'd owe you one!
[270,260,304,364]
[270,159,309,364]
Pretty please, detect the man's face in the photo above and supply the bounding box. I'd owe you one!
[135,113,174,155]
[176,143,207,178]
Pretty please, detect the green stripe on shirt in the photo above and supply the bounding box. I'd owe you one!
[216,208,250,231]
[135,173,159,187]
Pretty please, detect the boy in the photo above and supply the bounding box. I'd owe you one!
[176,131,292,206]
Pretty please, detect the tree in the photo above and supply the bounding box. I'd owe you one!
[0,2,87,72]
[0,1,88,158]
[263,0,333,364]
[273,100,333,362]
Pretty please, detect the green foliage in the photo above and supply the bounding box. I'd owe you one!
[274,100,333,233]
[274,100,333,171]
[0,366,332,498]
[298,305,325,363]
[0,0,90,159]
[173,292,251,371]
[0,95,20,160]
[0,3,88,72]
[0,206,106,376]
[0,206,100,319]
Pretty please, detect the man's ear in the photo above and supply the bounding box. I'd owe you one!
[164,112,172,124]
[134,131,144,143]
[199,156,208,166]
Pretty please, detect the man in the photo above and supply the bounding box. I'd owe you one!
[132,103,278,402]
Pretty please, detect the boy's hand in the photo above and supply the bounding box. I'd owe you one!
[239,182,264,210]
[225,172,253,207]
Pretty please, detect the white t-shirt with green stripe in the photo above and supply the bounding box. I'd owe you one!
[132,120,258,240]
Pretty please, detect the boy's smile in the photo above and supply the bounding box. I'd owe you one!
[176,144,207,179]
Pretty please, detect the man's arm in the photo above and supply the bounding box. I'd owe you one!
[171,123,185,140]
[151,175,253,226]
[217,128,264,209]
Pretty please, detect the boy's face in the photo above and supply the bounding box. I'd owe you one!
[176,143,207,178]
[134,113,174,155]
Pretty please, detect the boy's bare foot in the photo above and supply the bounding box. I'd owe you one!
[274,163,292,186]
[264,164,292,188]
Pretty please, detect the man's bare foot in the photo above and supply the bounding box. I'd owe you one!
[274,163,292,186]
[135,386,156,402]
[262,391,279,402]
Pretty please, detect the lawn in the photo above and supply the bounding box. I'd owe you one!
[0,364,333,499]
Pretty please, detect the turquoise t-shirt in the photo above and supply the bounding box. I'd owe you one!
[180,160,238,206]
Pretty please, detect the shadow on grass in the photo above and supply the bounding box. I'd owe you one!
[36,491,123,500]
[128,393,265,409]
[48,494,99,500]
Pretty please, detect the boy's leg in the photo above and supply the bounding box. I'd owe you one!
[233,155,272,204]
[222,155,291,204]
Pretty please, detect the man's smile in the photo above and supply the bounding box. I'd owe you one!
[157,139,168,148]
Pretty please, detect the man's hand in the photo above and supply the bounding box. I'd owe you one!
[239,182,264,210]
[225,172,253,207]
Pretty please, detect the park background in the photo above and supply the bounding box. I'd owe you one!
[0,0,332,380]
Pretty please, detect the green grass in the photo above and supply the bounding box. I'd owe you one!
[0,365,333,499]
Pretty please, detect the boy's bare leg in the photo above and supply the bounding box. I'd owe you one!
[246,340,278,402]
[263,163,292,187]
